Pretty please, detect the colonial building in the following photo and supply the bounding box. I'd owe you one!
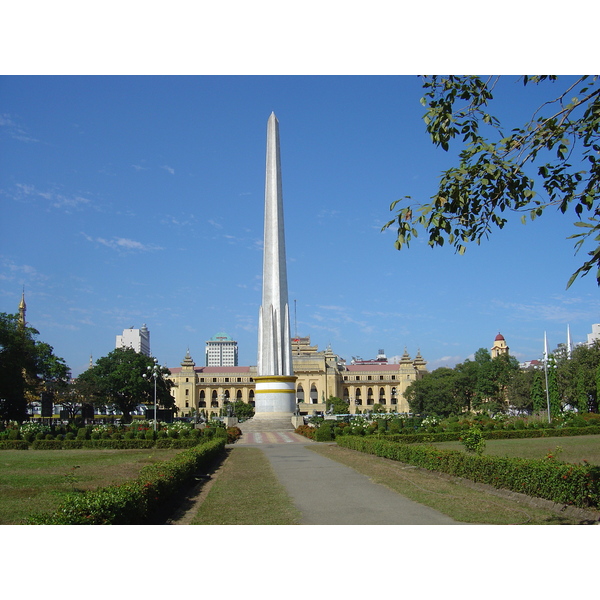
[167,336,427,418]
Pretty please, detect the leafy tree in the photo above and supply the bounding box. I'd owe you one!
[0,312,70,423]
[231,399,254,420]
[384,75,600,288]
[554,340,600,412]
[531,370,546,414]
[453,358,479,411]
[546,355,561,418]
[468,348,519,413]
[506,367,536,413]
[404,367,462,417]
[75,348,174,423]
[54,381,85,421]
[326,396,350,414]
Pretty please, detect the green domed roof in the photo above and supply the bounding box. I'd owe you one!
[209,332,233,341]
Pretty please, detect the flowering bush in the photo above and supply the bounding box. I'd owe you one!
[420,416,439,428]
[20,422,51,436]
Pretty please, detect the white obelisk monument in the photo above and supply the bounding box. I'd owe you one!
[254,112,297,418]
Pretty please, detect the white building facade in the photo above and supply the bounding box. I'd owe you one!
[205,332,238,367]
[587,324,600,346]
[116,324,150,356]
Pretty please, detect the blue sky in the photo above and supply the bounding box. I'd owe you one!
[2,75,598,376]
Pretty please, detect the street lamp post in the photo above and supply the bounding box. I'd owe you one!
[143,358,160,432]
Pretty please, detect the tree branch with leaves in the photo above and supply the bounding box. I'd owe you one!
[384,75,600,288]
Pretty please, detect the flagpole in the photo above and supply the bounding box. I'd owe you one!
[543,332,551,424]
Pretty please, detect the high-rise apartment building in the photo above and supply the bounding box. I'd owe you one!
[205,332,238,367]
[116,324,150,356]
[587,324,600,346]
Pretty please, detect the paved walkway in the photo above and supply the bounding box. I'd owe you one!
[252,441,460,525]
[236,431,310,445]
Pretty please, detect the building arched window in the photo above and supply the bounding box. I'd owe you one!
[310,384,318,404]
[297,385,304,403]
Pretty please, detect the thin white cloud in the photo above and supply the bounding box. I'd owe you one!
[161,165,175,175]
[12,183,91,212]
[0,257,48,283]
[81,233,163,252]
[161,214,196,227]
[0,113,39,143]
[492,297,600,323]
[427,355,465,370]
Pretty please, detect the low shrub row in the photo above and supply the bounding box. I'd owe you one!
[378,425,600,445]
[0,440,29,450]
[28,438,215,450]
[30,439,158,450]
[295,425,315,440]
[336,435,600,510]
[28,438,226,524]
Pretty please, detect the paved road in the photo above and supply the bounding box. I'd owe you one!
[257,442,460,525]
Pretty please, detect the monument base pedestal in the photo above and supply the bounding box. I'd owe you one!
[254,375,297,415]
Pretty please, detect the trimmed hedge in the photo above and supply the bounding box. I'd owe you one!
[28,438,226,524]
[30,439,157,450]
[0,440,29,450]
[378,425,600,445]
[31,440,64,450]
[336,435,600,510]
[155,438,202,449]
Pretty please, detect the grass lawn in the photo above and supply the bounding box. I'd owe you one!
[0,448,182,525]
[190,447,300,525]
[430,434,600,464]
[310,444,599,524]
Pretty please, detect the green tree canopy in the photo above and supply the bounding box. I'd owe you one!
[384,75,600,288]
[405,348,522,417]
[75,348,174,423]
[554,340,600,412]
[404,367,462,417]
[0,312,70,422]
[326,396,350,414]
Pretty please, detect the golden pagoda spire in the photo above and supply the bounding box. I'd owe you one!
[18,288,26,328]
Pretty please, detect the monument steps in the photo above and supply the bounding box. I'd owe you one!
[239,417,295,433]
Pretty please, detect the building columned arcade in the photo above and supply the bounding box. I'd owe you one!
[167,337,428,418]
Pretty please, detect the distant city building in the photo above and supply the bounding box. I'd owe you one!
[587,324,600,346]
[351,349,388,365]
[205,332,238,367]
[491,333,509,358]
[116,324,150,356]
[519,359,542,370]
[168,336,427,418]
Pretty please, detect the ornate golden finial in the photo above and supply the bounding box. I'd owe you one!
[18,288,26,327]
